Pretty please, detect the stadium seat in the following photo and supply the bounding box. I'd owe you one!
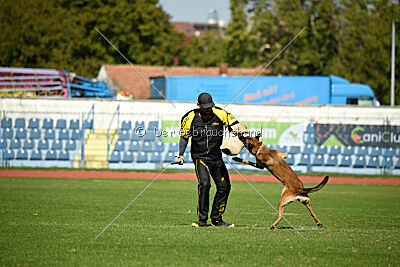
[183,152,193,163]
[147,121,159,130]
[141,141,153,152]
[311,154,324,166]
[55,119,67,129]
[382,157,393,169]
[339,156,352,167]
[30,150,43,160]
[144,130,156,141]
[83,119,93,129]
[29,128,41,139]
[285,154,295,165]
[5,149,15,160]
[136,152,148,163]
[28,118,39,129]
[383,148,396,157]
[356,146,368,156]
[122,151,134,163]
[23,139,35,150]
[370,147,383,157]
[114,140,125,152]
[150,152,161,163]
[3,128,13,139]
[58,129,70,140]
[315,145,328,155]
[395,159,400,169]
[302,144,313,155]
[71,129,82,140]
[353,156,366,168]
[58,150,70,161]
[131,131,143,141]
[45,150,57,160]
[134,121,145,131]
[277,145,287,153]
[163,152,176,163]
[343,146,355,156]
[42,118,54,129]
[65,140,77,151]
[51,140,63,151]
[329,146,341,155]
[16,149,28,160]
[121,120,132,131]
[1,118,12,128]
[38,140,49,150]
[10,139,21,150]
[109,150,121,163]
[154,141,165,152]
[118,130,130,141]
[288,146,301,154]
[304,133,314,144]
[305,124,314,134]
[44,129,56,140]
[366,156,379,168]
[14,118,26,128]
[69,119,80,130]
[168,143,179,153]
[0,139,7,149]
[325,155,338,167]
[128,141,140,152]
[15,128,27,139]
[298,154,310,166]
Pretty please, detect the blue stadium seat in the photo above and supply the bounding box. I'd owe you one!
[29,128,41,139]
[183,152,193,163]
[0,139,7,149]
[382,157,393,169]
[356,146,368,156]
[38,140,49,150]
[150,152,161,163]
[305,124,314,134]
[168,143,179,152]
[109,150,121,163]
[154,141,165,152]
[58,150,70,161]
[148,121,159,130]
[383,148,396,157]
[141,141,153,152]
[122,151,134,163]
[121,120,132,131]
[298,154,310,166]
[304,133,314,144]
[114,140,125,152]
[65,140,77,151]
[5,149,15,160]
[55,119,67,129]
[3,128,13,139]
[58,129,70,140]
[14,118,26,128]
[370,147,383,157]
[163,152,176,163]
[23,139,35,150]
[366,156,379,168]
[339,156,352,167]
[69,119,80,130]
[277,145,287,153]
[136,152,148,163]
[353,156,366,168]
[325,155,338,167]
[131,131,143,141]
[343,146,355,156]
[71,129,82,140]
[395,159,400,169]
[45,150,57,160]
[16,149,28,160]
[44,129,56,140]
[15,128,27,139]
[42,118,54,129]
[144,130,156,141]
[315,145,328,155]
[134,121,145,131]
[302,144,313,155]
[51,140,63,151]
[1,118,12,128]
[30,150,43,160]
[285,154,295,165]
[311,154,324,166]
[288,146,301,154]
[118,130,130,141]
[10,139,21,150]
[83,119,93,129]
[28,118,39,129]
[128,141,140,152]
[329,146,341,155]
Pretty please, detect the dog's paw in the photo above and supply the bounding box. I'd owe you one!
[269,225,276,230]
[317,223,323,228]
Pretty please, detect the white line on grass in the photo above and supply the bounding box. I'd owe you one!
[227,162,306,239]
[94,163,172,240]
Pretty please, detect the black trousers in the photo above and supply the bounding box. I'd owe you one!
[194,158,231,222]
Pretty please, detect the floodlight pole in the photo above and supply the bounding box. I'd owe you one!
[391,20,400,106]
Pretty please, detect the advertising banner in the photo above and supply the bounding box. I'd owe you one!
[314,124,400,147]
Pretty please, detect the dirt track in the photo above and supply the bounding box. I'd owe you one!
[1,169,399,185]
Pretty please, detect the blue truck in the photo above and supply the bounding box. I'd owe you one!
[150,75,376,105]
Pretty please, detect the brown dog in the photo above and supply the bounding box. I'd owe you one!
[233,135,328,229]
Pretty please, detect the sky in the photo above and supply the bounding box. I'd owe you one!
[158,0,231,26]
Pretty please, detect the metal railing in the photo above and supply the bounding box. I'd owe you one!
[106,104,120,161]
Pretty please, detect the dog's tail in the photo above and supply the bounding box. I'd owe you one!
[302,176,329,194]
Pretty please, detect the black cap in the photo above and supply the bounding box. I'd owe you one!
[198,93,215,108]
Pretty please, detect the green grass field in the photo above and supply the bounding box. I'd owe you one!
[1,177,399,266]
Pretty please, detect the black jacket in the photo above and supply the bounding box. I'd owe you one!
[180,107,239,160]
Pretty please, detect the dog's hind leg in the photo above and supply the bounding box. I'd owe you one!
[302,202,323,228]
[270,189,295,229]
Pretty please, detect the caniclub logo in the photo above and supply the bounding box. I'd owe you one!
[351,127,364,144]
